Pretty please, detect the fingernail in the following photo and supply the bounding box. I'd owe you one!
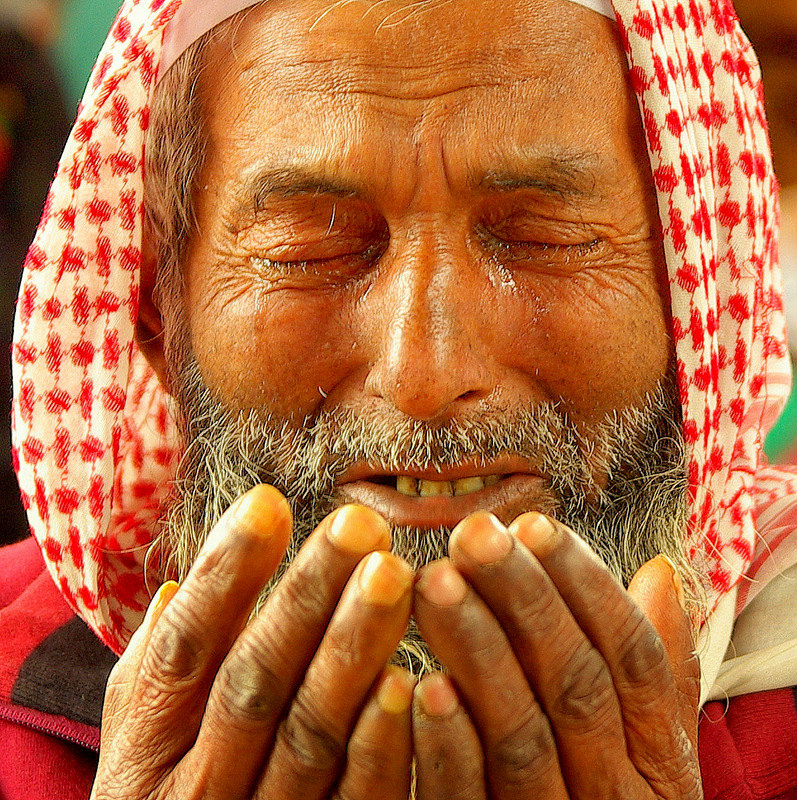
[327,505,391,555]
[416,674,458,717]
[206,485,292,551]
[416,560,468,606]
[376,666,416,714]
[510,512,559,555]
[658,554,687,610]
[358,551,413,606]
[144,581,179,627]
[452,512,512,565]
[231,484,291,531]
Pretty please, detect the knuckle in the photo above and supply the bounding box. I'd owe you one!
[415,767,484,800]
[213,643,284,723]
[417,745,485,800]
[279,693,347,774]
[134,609,212,706]
[616,611,670,688]
[143,608,204,680]
[512,586,562,641]
[489,709,557,783]
[553,642,616,727]
[278,565,334,623]
[344,733,396,784]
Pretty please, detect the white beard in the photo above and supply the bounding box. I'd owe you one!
[156,354,696,675]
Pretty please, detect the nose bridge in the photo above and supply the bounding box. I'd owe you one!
[365,229,493,419]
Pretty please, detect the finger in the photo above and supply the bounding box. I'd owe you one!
[332,667,415,800]
[256,550,413,800]
[413,674,486,800]
[125,485,292,767]
[184,504,392,798]
[449,512,641,799]
[94,486,290,798]
[511,512,700,797]
[628,556,699,739]
[101,581,179,737]
[414,557,567,800]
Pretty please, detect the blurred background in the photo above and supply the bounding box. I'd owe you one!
[0,0,794,546]
[0,0,120,546]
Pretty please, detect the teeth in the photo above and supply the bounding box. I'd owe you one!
[393,475,501,497]
[397,476,417,496]
[419,479,454,497]
[453,476,485,495]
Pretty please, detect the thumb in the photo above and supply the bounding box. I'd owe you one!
[628,555,700,735]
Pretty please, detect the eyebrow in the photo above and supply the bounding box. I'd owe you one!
[477,153,603,200]
[235,152,605,217]
[239,166,362,216]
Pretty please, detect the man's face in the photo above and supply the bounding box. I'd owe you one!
[171,0,673,544]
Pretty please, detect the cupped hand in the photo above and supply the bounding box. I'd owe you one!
[412,511,701,800]
[92,485,415,800]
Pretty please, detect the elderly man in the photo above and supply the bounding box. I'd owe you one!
[1,0,797,797]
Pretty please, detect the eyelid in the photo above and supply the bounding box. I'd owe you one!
[250,239,388,281]
[477,214,602,246]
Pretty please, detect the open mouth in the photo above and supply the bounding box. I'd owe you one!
[371,474,502,496]
[335,459,546,528]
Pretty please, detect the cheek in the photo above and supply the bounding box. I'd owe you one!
[187,286,359,414]
[507,272,671,421]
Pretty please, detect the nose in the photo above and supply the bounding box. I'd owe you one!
[363,240,495,420]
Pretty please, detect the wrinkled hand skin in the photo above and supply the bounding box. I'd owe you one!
[91,485,416,800]
[412,512,702,800]
[91,487,701,800]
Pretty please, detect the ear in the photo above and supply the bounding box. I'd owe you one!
[136,234,171,393]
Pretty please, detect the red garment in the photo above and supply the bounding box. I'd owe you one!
[700,691,797,800]
[0,538,109,800]
[1,537,796,800]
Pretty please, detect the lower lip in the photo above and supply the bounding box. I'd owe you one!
[335,473,549,528]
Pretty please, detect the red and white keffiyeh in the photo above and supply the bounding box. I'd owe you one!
[12,0,797,701]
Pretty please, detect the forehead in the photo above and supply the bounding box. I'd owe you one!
[200,0,629,116]
[195,0,643,204]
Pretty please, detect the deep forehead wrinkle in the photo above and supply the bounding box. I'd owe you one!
[222,2,570,101]
[233,54,548,103]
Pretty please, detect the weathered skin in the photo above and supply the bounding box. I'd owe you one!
[102,0,702,797]
[93,488,699,799]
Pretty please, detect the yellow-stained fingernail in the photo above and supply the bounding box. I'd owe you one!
[376,666,416,714]
[327,504,391,555]
[510,512,559,555]
[204,485,292,552]
[144,581,179,627]
[358,551,412,605]
[416,560,468,606]
[231,485,292,531]
[658,554,687,610]
[452,512,512,565]
[416,673,458,717]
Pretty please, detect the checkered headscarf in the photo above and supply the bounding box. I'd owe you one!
[12,0,797,698]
